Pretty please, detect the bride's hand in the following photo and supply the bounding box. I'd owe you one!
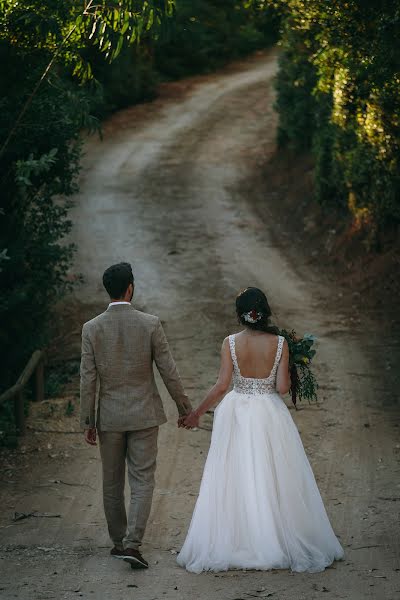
[182,411,200,429]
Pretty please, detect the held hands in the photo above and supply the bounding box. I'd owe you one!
[178,410,200,430]
[84,427,97,446]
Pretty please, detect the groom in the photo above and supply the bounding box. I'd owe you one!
[80,262,193,569]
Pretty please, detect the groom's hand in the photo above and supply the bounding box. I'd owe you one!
[182,411,200,429]
[84,427,97,446]
[177,416,187,428]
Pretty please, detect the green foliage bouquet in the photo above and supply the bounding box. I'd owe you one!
[279,330,318,407]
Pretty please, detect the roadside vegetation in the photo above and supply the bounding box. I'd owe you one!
[274,1,399,248]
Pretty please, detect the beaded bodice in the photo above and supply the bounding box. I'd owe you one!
[229,334,284,395]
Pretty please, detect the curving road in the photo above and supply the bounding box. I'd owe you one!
[1,50,399,600]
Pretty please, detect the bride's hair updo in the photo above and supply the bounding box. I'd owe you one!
[236,287,279,335]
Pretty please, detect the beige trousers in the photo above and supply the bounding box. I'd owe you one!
[99,427,159,550]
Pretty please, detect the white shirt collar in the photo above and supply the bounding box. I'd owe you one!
[108,301,131,307]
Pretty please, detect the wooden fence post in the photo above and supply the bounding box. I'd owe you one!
[0,349,45,437]
[14,389,25,435]
[35,358,44,402]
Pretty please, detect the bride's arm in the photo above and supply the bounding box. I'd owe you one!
[181,338,233,428]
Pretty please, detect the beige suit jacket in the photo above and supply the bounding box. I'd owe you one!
[80,304,192,431]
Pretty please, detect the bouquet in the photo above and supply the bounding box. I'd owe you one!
[279,330,318,407]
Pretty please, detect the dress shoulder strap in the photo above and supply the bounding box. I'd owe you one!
[228,334,239,371]
[271,335,285,375]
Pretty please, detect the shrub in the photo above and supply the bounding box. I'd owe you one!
[272,1,400,237]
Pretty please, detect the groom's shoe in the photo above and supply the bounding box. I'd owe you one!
[122,548,149,569]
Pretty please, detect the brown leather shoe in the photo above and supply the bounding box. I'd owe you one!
[110,546,124,558]
[122,548,149,569]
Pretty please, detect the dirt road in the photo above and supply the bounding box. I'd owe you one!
[1,50,399,600]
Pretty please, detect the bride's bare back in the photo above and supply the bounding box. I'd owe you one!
[234,331,280,379]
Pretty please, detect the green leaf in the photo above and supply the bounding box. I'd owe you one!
[146,8,154,31]
[303,333,316,341]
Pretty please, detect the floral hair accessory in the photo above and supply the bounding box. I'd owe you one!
[242,309,263,323]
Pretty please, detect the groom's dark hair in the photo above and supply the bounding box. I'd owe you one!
[103,262,134,299]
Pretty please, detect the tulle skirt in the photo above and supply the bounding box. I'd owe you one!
[177,389,344,573]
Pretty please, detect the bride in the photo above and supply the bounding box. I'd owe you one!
[177,287,344,574]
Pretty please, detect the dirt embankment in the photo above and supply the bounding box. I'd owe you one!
[254,149,400,326]
[0,50,399,600]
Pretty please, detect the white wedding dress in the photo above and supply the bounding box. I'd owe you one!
[177,334,344,573]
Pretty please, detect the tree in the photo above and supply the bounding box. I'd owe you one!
[0,1,174,407]
[271,0,400,236]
